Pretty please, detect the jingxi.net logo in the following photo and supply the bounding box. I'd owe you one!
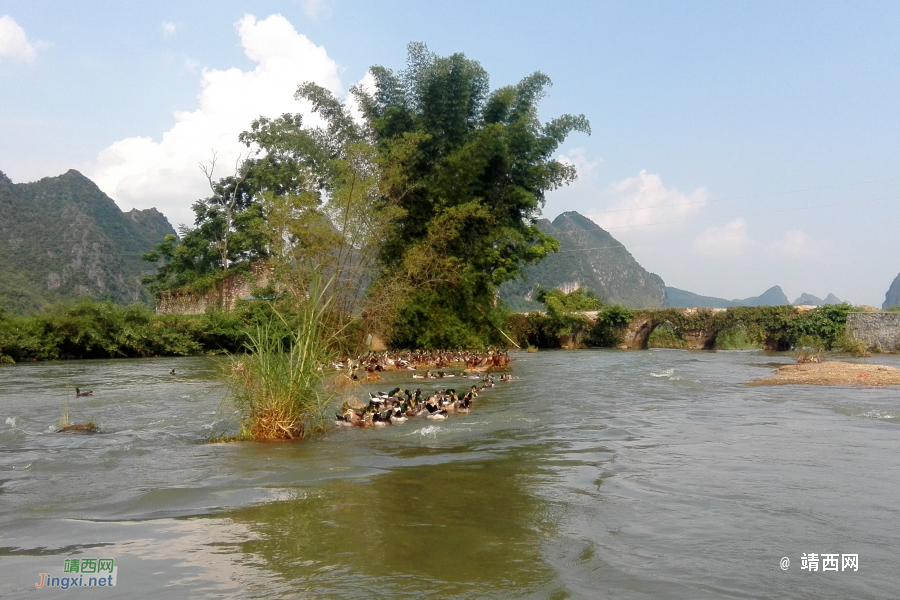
[35,558,117,589]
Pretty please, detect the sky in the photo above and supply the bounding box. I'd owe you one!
[1,0,899,306]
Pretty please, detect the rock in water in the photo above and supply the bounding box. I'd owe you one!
[342,396,367,411]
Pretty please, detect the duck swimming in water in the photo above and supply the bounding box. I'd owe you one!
[426,407,448,420]
[75,388,93,397]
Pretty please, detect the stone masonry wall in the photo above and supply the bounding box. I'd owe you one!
[155,262,272,315]
[847,312,900,352]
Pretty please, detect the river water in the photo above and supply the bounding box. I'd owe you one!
[1,350,898,599]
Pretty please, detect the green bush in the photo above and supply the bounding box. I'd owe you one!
[714,326,760,350]
[648,324,686,349]
[586,305,633,347]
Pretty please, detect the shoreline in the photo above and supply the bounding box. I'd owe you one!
[747,360,900,386]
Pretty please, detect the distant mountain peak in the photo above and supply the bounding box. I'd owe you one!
[666,284,793,308]
[750,285,789,306]
[884,273,900,310]
[0,169,175,313]
[794,292,842,306]
[554,211,598,228]
[500,211,666,309]
[794,292,824,306]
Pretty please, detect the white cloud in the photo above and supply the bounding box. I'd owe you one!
[300,0,333,19]
[183,57,201,73]
[89,14,342,227]
[0,15,47,62]
[766,229,818,260]
[558,147,603,179]
[344,70,376,124]
[161,21,178,40]
[585,170,708,231]
[692,219,752,257]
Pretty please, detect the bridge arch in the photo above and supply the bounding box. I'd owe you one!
[615,309,721,350]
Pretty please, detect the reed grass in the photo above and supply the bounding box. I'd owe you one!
[224,276,340,441]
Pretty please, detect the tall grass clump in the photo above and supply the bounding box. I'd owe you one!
[225,278,340,441]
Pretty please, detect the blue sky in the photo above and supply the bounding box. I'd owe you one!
[2,1,899,305]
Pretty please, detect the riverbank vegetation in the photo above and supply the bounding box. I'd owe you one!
[0,299,265,363]
[225,280,340,441]
[506,291,862,353]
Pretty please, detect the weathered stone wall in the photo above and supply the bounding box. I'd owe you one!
[155,262,273,315]
[847,312,900,352]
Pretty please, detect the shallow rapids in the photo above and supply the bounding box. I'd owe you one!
[1,350,899,599]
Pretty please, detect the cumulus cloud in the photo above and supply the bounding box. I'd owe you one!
[692,221,820,260]
[766,229,818,260]
[161,21,178,40]
[89,14,342,227]
[558,147,603,179]
[692,219,752,257]
[0,15,48,62]
[586,170,708,231]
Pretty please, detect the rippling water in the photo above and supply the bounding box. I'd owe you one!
[1,350,899,599]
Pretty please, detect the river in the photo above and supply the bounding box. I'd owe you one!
[1,350,898,599]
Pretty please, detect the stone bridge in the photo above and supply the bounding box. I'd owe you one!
[611,308,725,350]
[846,312,900,352]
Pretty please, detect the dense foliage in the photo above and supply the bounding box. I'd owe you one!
[142,43,590,349]
[358,44,590,348]
[0,299,319,363]
[141,168,269,294]
[535,287,604,312]
[507,288,633,348]
[723,303,854,351]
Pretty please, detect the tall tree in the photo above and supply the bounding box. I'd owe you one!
[142,161,268,293]
[143,43,589,351]
[354,43,590,348]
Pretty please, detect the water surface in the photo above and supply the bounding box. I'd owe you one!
[1,351,898,598]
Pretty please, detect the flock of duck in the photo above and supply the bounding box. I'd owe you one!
[335,350,512,380]
[335,372,518,428]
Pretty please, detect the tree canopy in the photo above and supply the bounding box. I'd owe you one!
[144,43,590,349]
[356,43,590,347]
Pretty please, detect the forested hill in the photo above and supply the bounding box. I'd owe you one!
[0,169,175,313]
[500,211,667,309]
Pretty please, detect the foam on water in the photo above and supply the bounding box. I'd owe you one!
[410,425,441,437]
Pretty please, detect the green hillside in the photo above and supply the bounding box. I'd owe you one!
[0,169,175,313]
[500,211,667,309]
